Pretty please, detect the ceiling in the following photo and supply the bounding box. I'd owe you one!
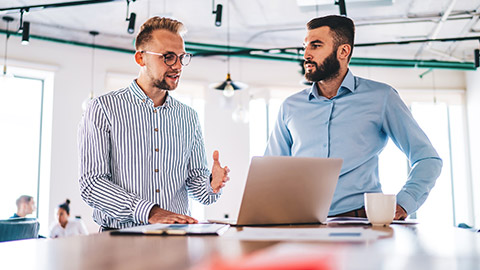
[1,0,480,67]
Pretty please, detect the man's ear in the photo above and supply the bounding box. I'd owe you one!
[135,51,145,66]
[337,44,351,61]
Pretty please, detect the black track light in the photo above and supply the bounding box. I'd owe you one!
[335,0,347,16]
[214,4,223,27]
[127,12,136,34]
[21,21,30,45]
[475,49,479,68]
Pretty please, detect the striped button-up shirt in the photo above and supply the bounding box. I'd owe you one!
[78,80,219,229]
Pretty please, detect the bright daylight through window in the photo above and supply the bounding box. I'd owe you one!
[0,76,44,219]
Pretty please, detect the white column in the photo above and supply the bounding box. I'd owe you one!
[466,69,480,227]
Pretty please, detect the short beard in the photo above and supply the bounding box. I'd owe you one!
[153,78,176,91]
[304,48,340,82]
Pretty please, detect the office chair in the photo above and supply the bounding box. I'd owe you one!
[0,218,40,242]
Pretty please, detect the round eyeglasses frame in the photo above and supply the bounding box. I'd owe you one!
[139,50,192,66]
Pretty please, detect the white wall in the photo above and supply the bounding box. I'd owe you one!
[466,70,480,227]
[2,33,472,233]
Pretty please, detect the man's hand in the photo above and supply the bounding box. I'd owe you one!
[394,204,407,220]
[148,205,198,224]
[211,150,230,193]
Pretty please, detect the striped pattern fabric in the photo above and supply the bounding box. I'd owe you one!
[78,80,219,229]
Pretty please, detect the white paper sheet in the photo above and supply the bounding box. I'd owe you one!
[222,227,389,242]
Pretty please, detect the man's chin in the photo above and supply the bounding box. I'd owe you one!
[305,73,317,82]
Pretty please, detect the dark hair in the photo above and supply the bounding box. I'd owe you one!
[16,195,33,207]
[135,16,186,50]
[307,15,355,61]
[59,199,71,215]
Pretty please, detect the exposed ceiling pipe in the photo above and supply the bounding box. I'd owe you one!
[415,0,457,58]
[244,8,478,46]
[444,5,480,57]
[0,28,476,70]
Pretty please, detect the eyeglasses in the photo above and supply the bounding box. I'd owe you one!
[139,51,192,67]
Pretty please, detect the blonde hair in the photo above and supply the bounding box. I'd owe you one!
[135,16,187,50]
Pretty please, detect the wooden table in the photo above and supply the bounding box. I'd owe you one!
[0,224,479,270]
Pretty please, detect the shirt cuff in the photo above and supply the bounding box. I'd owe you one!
[206,174,222,195]
[133,198,156,225]
[396,191,416,215]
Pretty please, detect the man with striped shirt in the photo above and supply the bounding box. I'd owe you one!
[78,17,230,230]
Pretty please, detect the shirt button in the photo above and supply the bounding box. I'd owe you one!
[140,221,144,224]
[155,189,160,193]
[154,169,159,172]
[153,109,157,113]
[142,99,146,103]
[154,128,158,132]
[155,148,159,152]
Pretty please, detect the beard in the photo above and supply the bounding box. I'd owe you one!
[304,48,340,82]
[153,78,176,91]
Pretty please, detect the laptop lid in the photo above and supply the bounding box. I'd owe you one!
[226,156,342,226]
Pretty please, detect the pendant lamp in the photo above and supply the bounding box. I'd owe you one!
[82,31,99,111]
[1,16,14,83]
[210,0,247,97]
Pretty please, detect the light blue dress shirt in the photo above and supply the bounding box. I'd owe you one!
[265,70,442,216]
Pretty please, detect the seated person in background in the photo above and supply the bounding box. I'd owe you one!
[49,199,88,238]
[10,195,36,218]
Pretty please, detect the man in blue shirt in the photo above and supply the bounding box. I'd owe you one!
[265,15,442,219]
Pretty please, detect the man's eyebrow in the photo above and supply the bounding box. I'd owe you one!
[303,40,324,47]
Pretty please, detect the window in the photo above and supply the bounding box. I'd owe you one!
[380,90,471,228]
[0,75,45,220]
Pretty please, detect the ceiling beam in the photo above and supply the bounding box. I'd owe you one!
[0,0,123,13]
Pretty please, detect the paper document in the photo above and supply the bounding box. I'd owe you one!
[110,223,230,236]
[326,217,418,225]
[222,227,389,242]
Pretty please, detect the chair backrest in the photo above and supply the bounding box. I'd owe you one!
[0,218,40,242]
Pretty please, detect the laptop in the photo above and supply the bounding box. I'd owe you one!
[209,156,342,226]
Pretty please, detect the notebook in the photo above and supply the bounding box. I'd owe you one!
[110,223,230,236]
[209,156,343,226]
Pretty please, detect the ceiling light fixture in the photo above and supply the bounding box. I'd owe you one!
[212,1,223,27]
[21,21,30,45]
[1,16,14,79]
[335,0,347,16]
[82,30,99,111]
[126,0,136,34]
[475,49,479,68]
[210,0,247,98]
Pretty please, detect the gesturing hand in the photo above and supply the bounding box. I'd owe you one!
[211,150,230,193]
[148,205,198,224]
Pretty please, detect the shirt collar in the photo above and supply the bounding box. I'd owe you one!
[308,69,356,100]
[129,79,172,107]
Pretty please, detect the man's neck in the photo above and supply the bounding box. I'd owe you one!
[316,68,348,99]
[136,78,167,107]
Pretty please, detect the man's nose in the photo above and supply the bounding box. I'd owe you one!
[303,50,312,61]
[171,57,183,70]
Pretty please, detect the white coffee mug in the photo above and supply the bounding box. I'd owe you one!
[364,193,396,226]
